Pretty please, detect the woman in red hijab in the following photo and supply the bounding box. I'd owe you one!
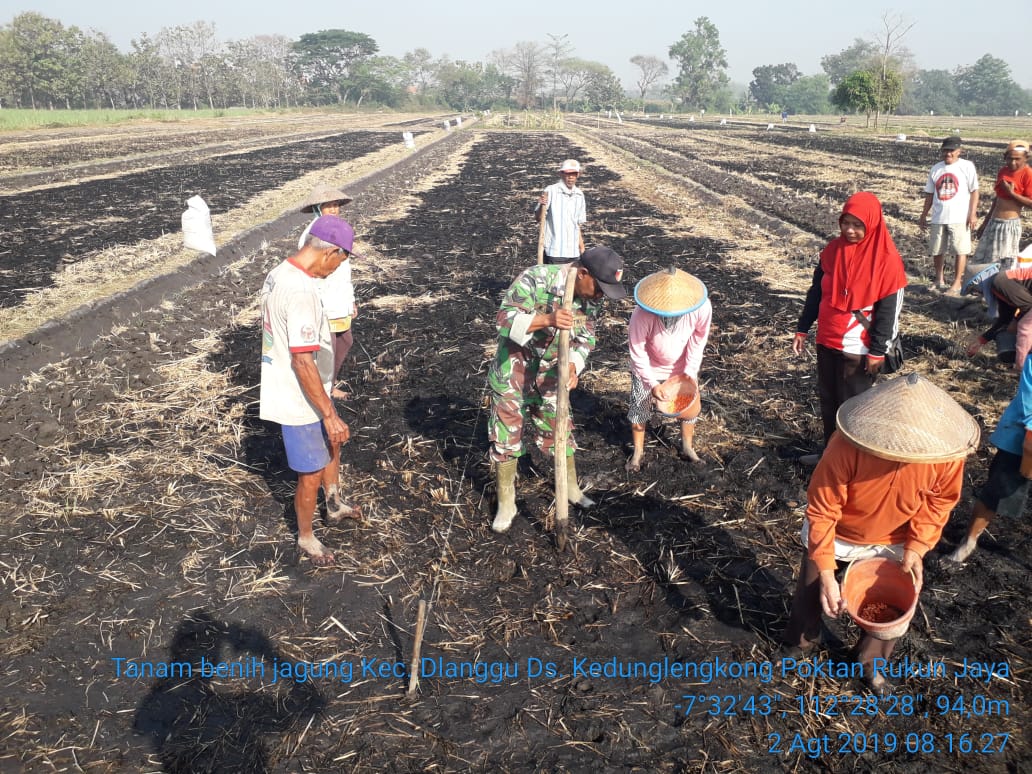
[792,192,908,463]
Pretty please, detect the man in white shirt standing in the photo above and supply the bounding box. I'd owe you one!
[536,159,587,264]
[918,136,980,296]
[260,215,361,567]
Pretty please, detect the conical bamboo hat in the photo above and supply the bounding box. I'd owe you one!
[300,184,353,212]
[634,267,708,317]
[836,373,980,462]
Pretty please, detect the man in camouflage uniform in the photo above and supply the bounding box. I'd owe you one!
[489,246,627,533]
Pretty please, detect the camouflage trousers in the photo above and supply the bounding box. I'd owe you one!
[488,351,576,463]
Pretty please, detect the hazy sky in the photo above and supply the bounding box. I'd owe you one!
[7,1,1030,90]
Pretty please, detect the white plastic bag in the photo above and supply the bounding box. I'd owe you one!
[182,195,216,256]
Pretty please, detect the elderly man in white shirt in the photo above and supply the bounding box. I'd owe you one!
[535,159,587,264]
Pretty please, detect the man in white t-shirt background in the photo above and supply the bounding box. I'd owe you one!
[918,136,980,296]
[259,215,361,567]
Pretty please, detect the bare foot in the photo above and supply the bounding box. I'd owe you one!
[862,672,893,697]
[678,446,702,464]
[947,538,977,563]
[326,500,362,525]
[625,452,643,472]
[298,536,336,567]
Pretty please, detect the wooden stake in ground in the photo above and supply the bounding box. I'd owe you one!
[553,266,579,551]
[536,194,548,265]
[407,599,428,695]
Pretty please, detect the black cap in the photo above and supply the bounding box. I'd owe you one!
[941,136,962,151]
[579,246,627,299]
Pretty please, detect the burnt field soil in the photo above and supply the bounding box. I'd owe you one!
[0,112,449,180]
[570,116,1028,246]
[0,129,434,308]
[0,117,1029,773]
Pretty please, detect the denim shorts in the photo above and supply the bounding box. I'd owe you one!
[281,421,330,473]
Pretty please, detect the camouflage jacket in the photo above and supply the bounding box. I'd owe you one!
[488,264,600,392]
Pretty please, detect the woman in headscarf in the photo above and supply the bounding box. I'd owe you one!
[626,267,712,472]
[298,184,356,400]
[792,192,908,464]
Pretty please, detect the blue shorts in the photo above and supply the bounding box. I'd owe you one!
[281,421,330,473]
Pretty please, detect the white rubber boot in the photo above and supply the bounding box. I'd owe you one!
[491,459,518,533]
[567,453,595,508]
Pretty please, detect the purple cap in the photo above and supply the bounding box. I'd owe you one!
[580,246,627,299]
[309,215,359,256]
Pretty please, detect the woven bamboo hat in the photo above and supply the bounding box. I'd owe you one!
[836,373,980,462]
[300,184,353,213]
[634,267,708,317]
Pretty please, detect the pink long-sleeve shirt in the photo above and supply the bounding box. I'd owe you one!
[628,301,712,389]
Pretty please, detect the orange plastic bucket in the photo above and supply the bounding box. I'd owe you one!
[841,556,918,640]
[655,375,701,420]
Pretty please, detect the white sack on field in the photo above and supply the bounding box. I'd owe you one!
[182,195,216,256]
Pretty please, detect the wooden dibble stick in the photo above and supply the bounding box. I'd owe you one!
[406,599,428,696]
[536,196,548,265]
[553,266,579,551]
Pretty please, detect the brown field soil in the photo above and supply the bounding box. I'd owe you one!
[0,116,1028,773]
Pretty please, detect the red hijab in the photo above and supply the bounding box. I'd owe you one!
[820,191,907,312]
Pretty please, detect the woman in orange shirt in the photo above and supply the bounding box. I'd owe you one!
[781,374,978,695]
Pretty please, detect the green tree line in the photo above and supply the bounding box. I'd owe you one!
[2,11,1029,116]
[0,12,625,112]
[821,37,1031,123]
[652,16,1029,118]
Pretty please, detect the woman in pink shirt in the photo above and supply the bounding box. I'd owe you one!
[626,268,712,471]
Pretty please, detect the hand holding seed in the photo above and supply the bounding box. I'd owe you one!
[819,569,846,616]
